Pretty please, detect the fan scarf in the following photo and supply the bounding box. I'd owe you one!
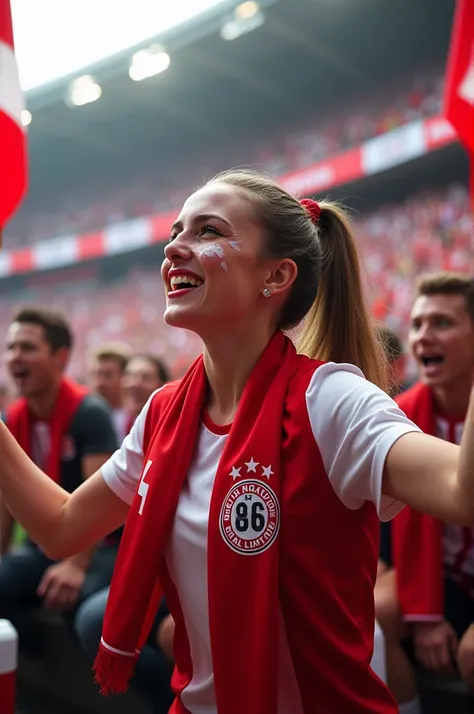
[6,377,88,483]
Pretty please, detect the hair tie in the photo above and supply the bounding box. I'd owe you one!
[300,198,321,224]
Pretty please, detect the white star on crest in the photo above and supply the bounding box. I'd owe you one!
[230,466,241,480]
[261,465,273,479]
[245,457,259,473]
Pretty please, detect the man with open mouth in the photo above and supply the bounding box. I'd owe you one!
[375,271,474,714]
[0,306,118,655]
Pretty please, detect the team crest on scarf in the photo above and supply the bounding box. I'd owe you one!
[220,458,280,555]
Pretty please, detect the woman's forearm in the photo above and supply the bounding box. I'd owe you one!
[0,422,129,558]
[0,421,69,555]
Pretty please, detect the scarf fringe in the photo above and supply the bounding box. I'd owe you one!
[93,646,137,695]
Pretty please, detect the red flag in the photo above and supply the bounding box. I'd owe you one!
[0,0,27,232]
[444,0,474,151]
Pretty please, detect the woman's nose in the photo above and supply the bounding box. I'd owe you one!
[164,234,193,263]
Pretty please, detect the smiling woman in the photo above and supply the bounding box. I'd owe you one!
[0,169,473,714]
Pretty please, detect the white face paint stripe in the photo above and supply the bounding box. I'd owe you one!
[198,243,227,271]
[198,244,225,260]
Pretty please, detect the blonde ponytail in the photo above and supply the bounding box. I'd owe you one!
[297,201,388,391]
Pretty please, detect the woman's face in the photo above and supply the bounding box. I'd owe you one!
[161,183,278,336]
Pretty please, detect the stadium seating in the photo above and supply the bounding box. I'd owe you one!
[4,67,443,249]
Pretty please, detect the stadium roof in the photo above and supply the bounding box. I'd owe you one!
[14,0,231,92]
[24,0,455,198]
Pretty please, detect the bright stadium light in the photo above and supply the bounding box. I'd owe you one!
[220,5,264,41]
[67,75,102,107]
[235,1,260,19]
[21,109,32,126]
[129,45,171,82]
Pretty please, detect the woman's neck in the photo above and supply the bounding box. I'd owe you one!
[203,327,275,425]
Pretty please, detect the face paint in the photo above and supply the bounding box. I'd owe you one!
[198,243,227,271]
[228,240,242,251]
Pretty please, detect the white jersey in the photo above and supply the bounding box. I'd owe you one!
[102,362,419,714]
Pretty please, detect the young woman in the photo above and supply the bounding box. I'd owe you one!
[0,170,473,714]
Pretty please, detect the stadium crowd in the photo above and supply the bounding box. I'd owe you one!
[0,201,472,714]
[0,60,472,714]
[4,66,443,248]
[0,181,470,389]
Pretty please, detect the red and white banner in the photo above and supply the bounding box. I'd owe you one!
[0,0,27,229]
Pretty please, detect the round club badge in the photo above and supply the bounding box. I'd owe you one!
[219,479,280,555]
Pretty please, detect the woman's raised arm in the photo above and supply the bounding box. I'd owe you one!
[0,422,129,558]
[383,385,474,524]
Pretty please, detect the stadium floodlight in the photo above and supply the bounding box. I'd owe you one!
[220,6,265,41]
[67,75,102,107]
[21,110,32,127]
[235,1,260,20]
[129,45,171,82]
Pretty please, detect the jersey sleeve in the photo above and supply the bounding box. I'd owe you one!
[306,363,421,521]
[101,393,155,505]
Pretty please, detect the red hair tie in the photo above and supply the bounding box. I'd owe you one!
[300,198,321,224]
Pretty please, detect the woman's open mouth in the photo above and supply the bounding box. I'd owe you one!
[168,272,204,298]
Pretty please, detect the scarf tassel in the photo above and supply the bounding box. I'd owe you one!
[93,644,137,695]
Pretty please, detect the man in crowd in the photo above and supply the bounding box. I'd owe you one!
[89,343,131,443]
[375,273,474,714]
[75,352,173,714]
[0,307,118,654]
[123,353,171,421]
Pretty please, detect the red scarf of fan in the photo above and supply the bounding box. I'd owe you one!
[392,382,444,618]
[6,377,88,482]
[96,332,297,706]
[95,332,303,709]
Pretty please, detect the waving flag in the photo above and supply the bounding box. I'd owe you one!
[444,0,474,204]
[0,0,27,232]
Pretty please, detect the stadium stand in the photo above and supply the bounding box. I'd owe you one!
[4,66,444,247]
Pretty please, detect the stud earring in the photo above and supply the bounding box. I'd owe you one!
[262,288,271,298]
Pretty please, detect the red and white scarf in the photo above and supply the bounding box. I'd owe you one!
[7,377,88,483]
[392,382,444,619]
[95,332,298,711]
